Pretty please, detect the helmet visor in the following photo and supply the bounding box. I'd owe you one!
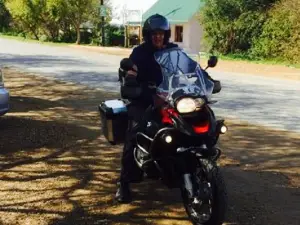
[147,16,170,31]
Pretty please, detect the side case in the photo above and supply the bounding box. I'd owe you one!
[98,99,128,145]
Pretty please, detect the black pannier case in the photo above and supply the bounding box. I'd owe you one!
[98,99,128,145]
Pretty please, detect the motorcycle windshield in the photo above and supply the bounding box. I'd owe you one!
[154,47,214,101]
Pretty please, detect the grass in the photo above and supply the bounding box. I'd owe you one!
[0,33,71,47]
[0,32,129,49]
[215,53,300,68]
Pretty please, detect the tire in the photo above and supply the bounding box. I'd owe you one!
[181,159,228,225]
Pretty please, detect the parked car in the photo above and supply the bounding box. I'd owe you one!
[0,68,9,116]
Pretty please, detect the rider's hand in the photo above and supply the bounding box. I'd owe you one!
[148,82,156,89]
[127,70,137,76]
[127,65,138,77]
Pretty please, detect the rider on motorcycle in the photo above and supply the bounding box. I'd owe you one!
[115,14,218,203]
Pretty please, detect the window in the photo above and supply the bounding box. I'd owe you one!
[175,26,183,42]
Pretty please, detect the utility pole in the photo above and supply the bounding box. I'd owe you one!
[100,0,105,46]
[122,4,128,48]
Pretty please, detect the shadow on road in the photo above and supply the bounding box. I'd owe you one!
[219,121,300,177]
[47,142,300,225]
[0,68,298,225]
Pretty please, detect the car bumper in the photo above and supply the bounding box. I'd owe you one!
[0,87,9,116]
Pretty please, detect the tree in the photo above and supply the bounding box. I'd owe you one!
[251,0,300,63]
[199,0,278,54]
[4,0,112,44]
[40,0,69,41]
[62,0,93,44]
[59,0,112,44]
[0,0,11,32]
[5,0,44,39]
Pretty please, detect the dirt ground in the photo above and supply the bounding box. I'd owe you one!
[0,68,299,225]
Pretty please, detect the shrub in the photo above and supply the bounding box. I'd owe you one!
[199,0,277,54]
[252,0,300,63]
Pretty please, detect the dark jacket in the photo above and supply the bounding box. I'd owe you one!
[121,42,178,107]
[120,42,221,105]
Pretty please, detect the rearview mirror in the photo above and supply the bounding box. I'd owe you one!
[207,56,218,68]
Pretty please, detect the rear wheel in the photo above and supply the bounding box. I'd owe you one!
[181,159,227,225]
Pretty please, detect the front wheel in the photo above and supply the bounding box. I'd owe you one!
[181,159,227,225]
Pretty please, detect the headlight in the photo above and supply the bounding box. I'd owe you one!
[176,98,205,113]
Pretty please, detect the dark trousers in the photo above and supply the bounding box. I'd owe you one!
[119,104,148,183]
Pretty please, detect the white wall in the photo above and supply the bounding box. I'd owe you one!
[169,15,203,54]
[188,15,203,53]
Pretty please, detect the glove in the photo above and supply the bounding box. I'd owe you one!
[120,73,142,100]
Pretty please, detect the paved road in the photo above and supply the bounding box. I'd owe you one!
[1,38,299,133]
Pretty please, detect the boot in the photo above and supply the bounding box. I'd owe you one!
[115,181,132,203]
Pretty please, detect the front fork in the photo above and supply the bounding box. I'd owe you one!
[182,173,197,199]
[177,153,198,199]
[182,173,212,200]
[179,153,213,201]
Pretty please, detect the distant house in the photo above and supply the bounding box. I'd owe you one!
[142,0,205,54]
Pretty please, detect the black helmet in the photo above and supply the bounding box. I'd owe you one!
[142,14,171,44]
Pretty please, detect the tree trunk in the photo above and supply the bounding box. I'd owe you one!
[76,25,81,45]
[31,27,39,40]
[34,33,39,40]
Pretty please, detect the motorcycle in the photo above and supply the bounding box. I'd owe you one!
[99,47,228,225]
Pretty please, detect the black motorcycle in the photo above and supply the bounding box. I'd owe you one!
[99,47,228,225]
